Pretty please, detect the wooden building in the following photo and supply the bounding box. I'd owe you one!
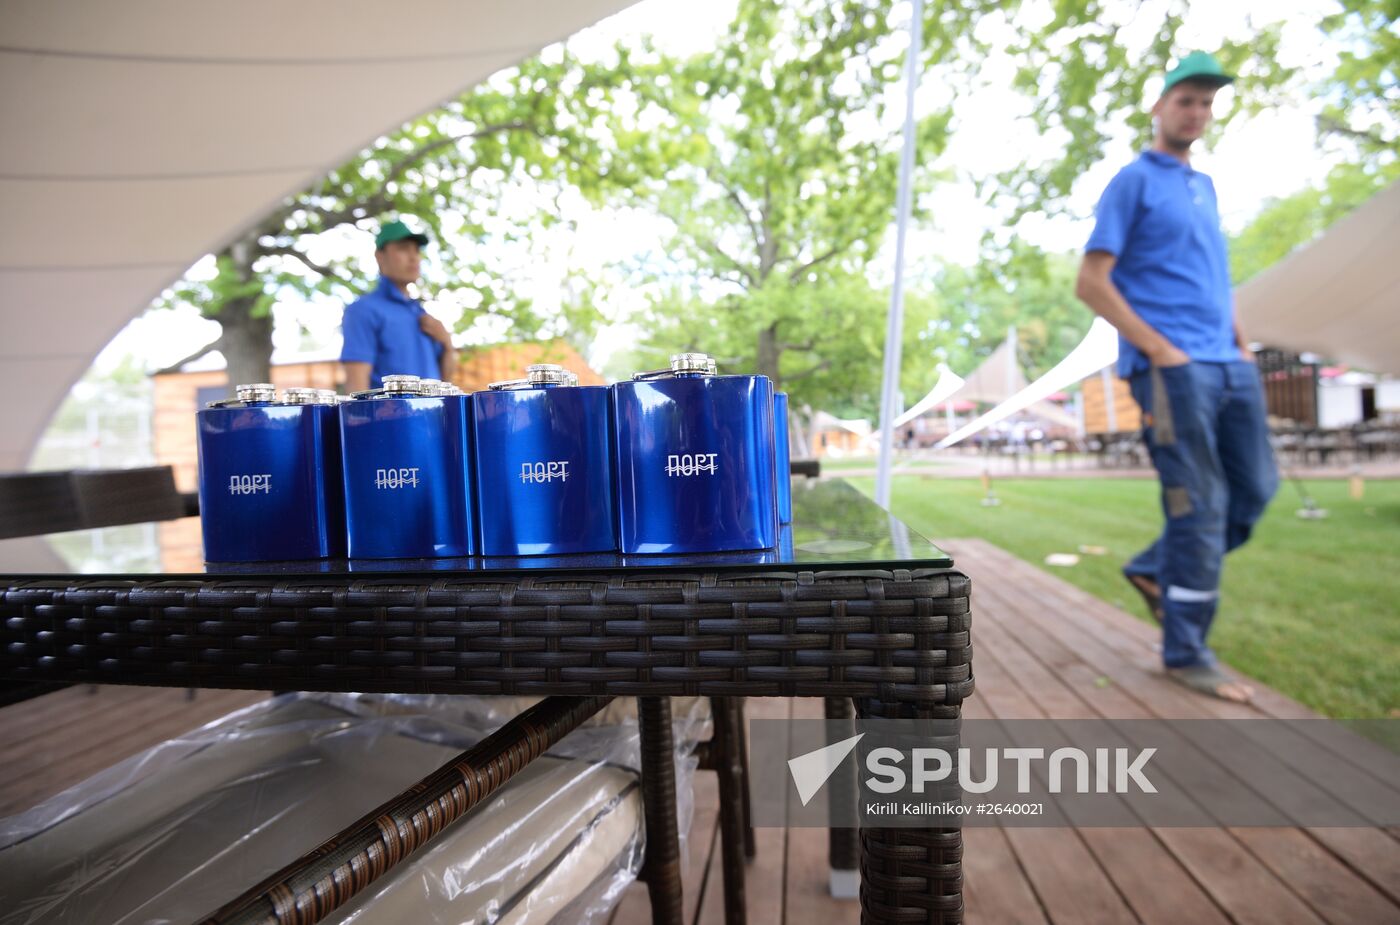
[1080,370,1142,434]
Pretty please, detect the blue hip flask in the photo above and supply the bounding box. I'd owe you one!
[774,391,792,524]
[611,353,778,554]
[338,375,475,559]
[471,364,617,556]
[196,383,346,562]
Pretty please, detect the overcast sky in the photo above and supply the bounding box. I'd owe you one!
[98,0,1347,379]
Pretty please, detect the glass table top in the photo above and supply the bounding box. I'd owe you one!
[0,479,952,578]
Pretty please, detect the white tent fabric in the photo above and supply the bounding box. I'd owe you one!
[954,336,1028,405]
[1022,397,1081,430]
[0,0,636,471]
[892,367,966,428]
[812,410,872,436]
[1235,179,1400,375]
[937,317,1119,449]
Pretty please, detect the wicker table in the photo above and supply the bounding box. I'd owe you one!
[0,480,973,924]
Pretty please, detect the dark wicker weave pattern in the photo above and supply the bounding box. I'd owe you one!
[856,700,964,924]
[859,828,964,924]
[1,569,972,705]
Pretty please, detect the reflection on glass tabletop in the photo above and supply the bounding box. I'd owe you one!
[0,479,952,577]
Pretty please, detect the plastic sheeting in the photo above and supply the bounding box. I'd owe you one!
[0,693,703,925]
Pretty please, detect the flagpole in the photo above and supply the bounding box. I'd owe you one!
[874,0,923,508]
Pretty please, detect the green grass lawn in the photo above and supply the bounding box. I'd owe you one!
[846,476,1400,719]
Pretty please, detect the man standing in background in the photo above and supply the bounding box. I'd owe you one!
[340,218,457,392]
[1075,52,1279,703]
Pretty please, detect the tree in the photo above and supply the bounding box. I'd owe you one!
[604,0,1314,416]
[1228,2,1398,288]
[930,252,1094,382]
[1316,0,1398,162]
[596,0,959,410]
[1229,160,1398,287]
[157,50,634,387]
[989,2,1296,223]
[620,273,946,419]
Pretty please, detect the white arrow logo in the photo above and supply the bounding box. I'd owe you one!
[788,733,865,806]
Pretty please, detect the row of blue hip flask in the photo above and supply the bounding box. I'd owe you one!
[196,353,793,562]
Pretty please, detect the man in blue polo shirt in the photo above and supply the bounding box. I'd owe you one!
[1076,52,1278,703]
[340,219,458,392]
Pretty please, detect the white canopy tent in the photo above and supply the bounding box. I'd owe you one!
[954,335,1027,405]
[0,0,636,472]
[1235,179,1400,376]
[892,366,965,429]
[922,333,1080,432]
[937,317,1119,449]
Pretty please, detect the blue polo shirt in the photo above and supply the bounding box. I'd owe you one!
[339,276,443,388]
[1086,150,1237,377]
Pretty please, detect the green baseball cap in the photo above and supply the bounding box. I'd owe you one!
[375,219,429,250]
[1162,51,1235,96]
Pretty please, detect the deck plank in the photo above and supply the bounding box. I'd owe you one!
[970,601,1233,924]
[781,697,859,925]
[950,538,1397,921]
[0,685,266,816]
[962,827,1050,925]
[959,613,1141,922]
[970,596,1235,925]
[696,697,791,925]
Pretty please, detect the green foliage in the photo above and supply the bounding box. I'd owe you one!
[993,2,1296,225]
[1229,159,1400,286]
[1228,1,1400,290]
[599,0,954,410]
[930,252,1094,382]
[159,48,636,376]
[610,0,1305,416]
[151,0,1394,399]
[624,273,944,418]
[1317,0,1399,161]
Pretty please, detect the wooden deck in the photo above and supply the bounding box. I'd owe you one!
[0,685,267,817]
[609,538,1400,925]
[2,539,1396,923]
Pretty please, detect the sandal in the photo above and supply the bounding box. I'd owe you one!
[1165,665,1254,704]
[1123,571,1164,625]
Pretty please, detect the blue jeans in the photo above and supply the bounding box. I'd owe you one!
[1124,361,1279,669]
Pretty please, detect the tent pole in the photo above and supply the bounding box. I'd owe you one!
[874,0,923,509]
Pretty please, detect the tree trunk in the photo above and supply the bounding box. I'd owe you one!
[757,322,780,386]
[208,238,275,396]
[218,293,274,392]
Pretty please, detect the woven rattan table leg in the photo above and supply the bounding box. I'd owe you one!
[639,696,685,925]
[712,697,748,924]
[854,700,964,924]
[825,696,860,898]
[737,697,756,860]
